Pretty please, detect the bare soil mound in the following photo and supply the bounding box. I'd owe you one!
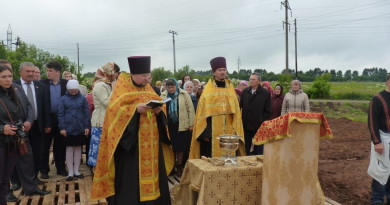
[319,117,371,204]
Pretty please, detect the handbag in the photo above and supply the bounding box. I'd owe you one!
[0,98,28,155]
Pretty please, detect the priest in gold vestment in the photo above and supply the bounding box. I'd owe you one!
[90,56,174,205]
[189,57,245,159]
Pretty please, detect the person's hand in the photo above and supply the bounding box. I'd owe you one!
[375,143,384,155]
[4,124,18,135]
[136,103,152,114]
[60,130,67,137]
[85,129,89,136]
[44,127,51,134]
[189,126,194,131]
[153,106,162,114]
[23,121,32,132]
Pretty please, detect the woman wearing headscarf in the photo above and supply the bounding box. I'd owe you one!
[262,81,273,97]
[281,80,310,115]
[87,62,120,169]
[270,84,285,119]
[161,78,195,177]
[192,79,201,97]
[183,81,198,112]
[238,80,249,91]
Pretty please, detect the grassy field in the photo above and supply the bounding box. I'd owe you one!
[310,102,369,122]
[305,81,384,100]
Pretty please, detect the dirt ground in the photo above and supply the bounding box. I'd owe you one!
[319,117,372,205]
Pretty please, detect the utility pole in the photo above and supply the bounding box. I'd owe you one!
[281,0,291,74]
[237,57,241,80]
[294,18,298,79]
[169,30,178,75]
[77,43,80,75]
[7,24,12,50]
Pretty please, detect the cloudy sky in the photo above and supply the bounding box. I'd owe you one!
[0,0,389,74]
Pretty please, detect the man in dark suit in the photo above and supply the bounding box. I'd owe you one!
[240,72,271,155]
[14,62,51,181]
[40,61,68,178]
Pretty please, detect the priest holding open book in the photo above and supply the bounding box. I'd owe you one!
[91,56,174,204]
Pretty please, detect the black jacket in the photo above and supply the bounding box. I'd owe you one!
[14,79,51,132]
[0,84,33,144]
[40,79,68,97]
[240,86,271,131]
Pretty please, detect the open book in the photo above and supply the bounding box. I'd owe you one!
[146,97,171,108]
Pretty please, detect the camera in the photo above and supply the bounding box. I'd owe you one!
[14,120,26,139]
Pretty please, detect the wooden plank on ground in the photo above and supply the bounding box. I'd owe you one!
[58,180,66,205]
[78,177,87,203]
[85,176,99,204]
[68,180,76,204]
[42,180,56,205]
[29,193,40,205]
[19,195,29,205]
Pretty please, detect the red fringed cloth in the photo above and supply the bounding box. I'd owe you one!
[253,112,333,145]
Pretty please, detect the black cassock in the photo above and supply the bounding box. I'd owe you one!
[107,112,172,205]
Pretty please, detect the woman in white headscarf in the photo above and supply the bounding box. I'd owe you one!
[183,81,198,112]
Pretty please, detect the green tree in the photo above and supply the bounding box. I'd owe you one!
[277,74,293,94]
[151,67,172,84]
[174,65,196,81]
[1,41,84,83]
[307,73,331,99]
[344,70,352,81]
[352,70,359,80]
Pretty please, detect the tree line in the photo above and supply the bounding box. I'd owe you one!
[147,66,387,84]
[0,42,85,83]
[1,41,385,84]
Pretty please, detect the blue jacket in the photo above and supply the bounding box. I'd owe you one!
[58,91,90,135]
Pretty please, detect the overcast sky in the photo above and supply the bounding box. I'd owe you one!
[1,0,389,74]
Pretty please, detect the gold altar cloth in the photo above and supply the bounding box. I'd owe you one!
[173,156,263,205]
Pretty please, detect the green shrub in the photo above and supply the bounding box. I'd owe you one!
[277,74,293,94]
[307,74,331,99]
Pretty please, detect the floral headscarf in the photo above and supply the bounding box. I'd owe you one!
[93,62,115,86]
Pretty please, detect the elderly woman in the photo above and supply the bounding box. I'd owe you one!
[192,79,201,96]
[87,62,120,168]
[281,80,310,115]
[270,84,285,119]
[161,78,195,177]
[262,81,273,97]
[183,81,198,112]
[238,80,249,91]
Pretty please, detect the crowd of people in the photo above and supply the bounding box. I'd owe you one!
[0,56,313,204]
